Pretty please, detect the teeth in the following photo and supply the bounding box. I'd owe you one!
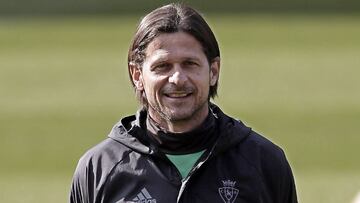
[167,93,188,98]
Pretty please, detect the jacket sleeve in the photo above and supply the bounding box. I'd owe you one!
[255,136,298,203]
[265,148,298,203]
[281,155,298,203]
[69,138,127,203]
[70,174,85,203]
[69,157,93,203]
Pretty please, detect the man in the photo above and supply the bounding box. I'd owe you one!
[70,3,297,203]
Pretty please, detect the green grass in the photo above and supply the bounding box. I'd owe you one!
[0,14,359,203]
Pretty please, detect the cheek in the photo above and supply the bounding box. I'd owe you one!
[195,72,211,88]
[193,76,210,97]
[144,77,164,97]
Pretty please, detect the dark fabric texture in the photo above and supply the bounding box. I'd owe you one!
[69,104,298,203]
[143,108,218,155]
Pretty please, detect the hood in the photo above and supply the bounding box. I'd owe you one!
[108,104,252,155]
[209,104,252,154]
[108,109,154,155]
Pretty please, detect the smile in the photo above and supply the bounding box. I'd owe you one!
[164,92,192,98]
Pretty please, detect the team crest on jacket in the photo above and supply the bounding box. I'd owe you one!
[218,180,239,203]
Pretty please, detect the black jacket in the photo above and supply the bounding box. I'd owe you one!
[70,105,297,203]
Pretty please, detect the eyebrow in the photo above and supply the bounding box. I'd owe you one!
[151,55,200,63]
[182,57,200,62]
[151,57,169,65]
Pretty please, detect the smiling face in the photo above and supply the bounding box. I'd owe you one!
[130,32,220,132]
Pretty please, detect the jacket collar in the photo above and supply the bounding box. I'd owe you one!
[108,103,252,156]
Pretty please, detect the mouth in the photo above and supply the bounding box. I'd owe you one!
[164,91,192,98]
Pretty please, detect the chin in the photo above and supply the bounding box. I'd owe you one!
[167,113,192,122]
[165,108,197,121]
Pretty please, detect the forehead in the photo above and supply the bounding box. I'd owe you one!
[145,32,205,61]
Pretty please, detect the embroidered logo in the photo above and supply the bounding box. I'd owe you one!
[132,187,157,203]
[218,180,239,203]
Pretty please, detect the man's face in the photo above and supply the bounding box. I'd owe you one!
[132,32,219,127]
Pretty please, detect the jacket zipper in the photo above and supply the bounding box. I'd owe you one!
[176,146,216,203]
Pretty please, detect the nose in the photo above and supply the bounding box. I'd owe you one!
[168,65,187,86]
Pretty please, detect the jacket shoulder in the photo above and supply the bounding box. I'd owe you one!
[236,130,297,202]
[79,137,130,165]
[75,137,132,182]
[242,130,285,160]
[237,130,289,176]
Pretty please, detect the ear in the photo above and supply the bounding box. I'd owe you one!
[129,63,144,90]
[210,57,220,86]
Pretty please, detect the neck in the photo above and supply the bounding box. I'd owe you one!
[148,103,209,133]
[145,109,218,154]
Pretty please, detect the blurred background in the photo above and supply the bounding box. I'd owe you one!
[0,0,359,202]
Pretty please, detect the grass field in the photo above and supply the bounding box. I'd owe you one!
[0,14,359,202]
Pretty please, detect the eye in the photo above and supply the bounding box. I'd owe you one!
[152,63,171,72]
[183,60,198,67]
